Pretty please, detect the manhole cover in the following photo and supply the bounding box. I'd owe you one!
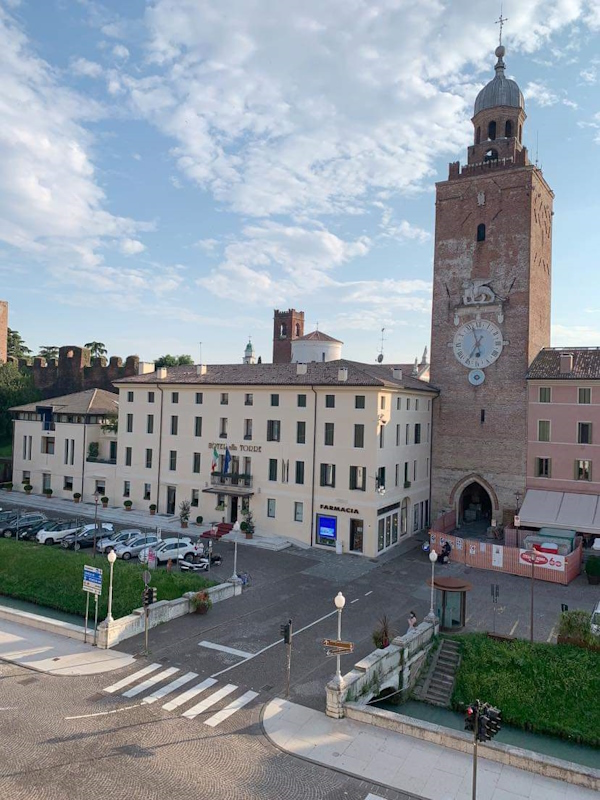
[260,684,273,692]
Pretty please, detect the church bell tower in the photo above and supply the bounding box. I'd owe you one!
[430,44,554,526]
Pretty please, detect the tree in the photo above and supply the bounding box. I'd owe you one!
[84,341,108,358]
[101,415,118,434]
[38,346,59,360]
[0,362,40,445]
[154,354,194,367]
[7,328,32,359]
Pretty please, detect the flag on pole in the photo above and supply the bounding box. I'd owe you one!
[211,446,218,473]
[223,446,231,474]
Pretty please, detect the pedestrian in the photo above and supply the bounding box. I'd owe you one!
[406,611,417,635]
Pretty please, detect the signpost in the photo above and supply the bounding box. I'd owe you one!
[521,550,547,643]
[147,548,157,570]
[143,570,151,654]
[491,583,499,634]
[322,639,354,657]
[82,565,103,645]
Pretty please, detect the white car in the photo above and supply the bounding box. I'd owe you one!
[138,537,195,565]
[97,529,142,554]
[37,521,113,546]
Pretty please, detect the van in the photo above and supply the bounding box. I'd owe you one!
[591,600,600,637]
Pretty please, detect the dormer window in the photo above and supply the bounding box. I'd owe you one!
[505,120,513,138]
[488,121,496,140]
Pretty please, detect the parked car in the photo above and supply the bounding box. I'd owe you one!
[1,513,47,538]
[61,523,114,550]
[138,537,194,565]
[0,510,18,525]
[97,529,143,554]
[37,520,112,546]
[114,534,160,560]
[26,519,78,544]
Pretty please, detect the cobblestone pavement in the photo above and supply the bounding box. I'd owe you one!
[0,660,419,800]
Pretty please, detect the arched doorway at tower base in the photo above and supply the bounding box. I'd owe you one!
[459,481,493,529]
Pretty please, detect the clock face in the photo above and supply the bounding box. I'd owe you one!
[453,320,503,369]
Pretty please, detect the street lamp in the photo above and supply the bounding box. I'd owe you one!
[333,591,346,688]
[92,490,100,558]
[230,520,242,583]
[106,549,117,623]
[428,548,438,619]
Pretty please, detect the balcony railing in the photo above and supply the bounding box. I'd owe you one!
[211,472,253,489]
[86,456,117,465]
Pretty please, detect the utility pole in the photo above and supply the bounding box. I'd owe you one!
[280,619,292,698]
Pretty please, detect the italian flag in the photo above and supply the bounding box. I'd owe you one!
[211,446,218,473]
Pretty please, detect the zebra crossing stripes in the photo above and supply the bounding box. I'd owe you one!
[141,671,198,704]
[103,663,162,693]
[204,690,259,728]
[162,677,217,711]
[123,667,179,698]
[182,684,237,720]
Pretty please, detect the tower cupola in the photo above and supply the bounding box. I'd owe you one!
[243,338,256,365]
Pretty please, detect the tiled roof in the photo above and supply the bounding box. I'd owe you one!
[527,348,600,380]
[115,359,438,393]
[10,388,119,415]
[296,330,342,343]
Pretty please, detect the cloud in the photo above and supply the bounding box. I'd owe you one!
[194,238,219,254]
[552,324,600,346]
[70,57,103,78]
[524,81,559,106]
[120,238,146,255]
[112,44,129,60]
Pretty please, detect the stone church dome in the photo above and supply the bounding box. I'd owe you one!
[474,46,524,115]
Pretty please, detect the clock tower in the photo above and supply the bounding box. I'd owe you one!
[430,44,554,526]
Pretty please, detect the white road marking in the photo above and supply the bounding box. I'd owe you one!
[66,705,142,720]
[141,671,198,704]
[204,690,259,727]
[162,677,217,711]
[199,640,254,659]
[211,608,339,678]
[122,667,179,698]
[365,794,386,800]
[103,663,161,693]
[351,598,359,604]
[509,620,519,636]
[182,684,237,720]
[364,591,373,596]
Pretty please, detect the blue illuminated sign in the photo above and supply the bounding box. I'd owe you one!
[318,515,337,541]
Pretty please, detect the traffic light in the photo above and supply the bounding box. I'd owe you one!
[280,620,291,644]
[464,704,477,733]
[142,587,158,607]
[477,711,491,742]
[486,705,502,738]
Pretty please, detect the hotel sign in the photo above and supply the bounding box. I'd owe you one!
[208,442,262,453]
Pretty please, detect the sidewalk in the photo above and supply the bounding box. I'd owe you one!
[262,699,599,800]
[0,617,136,676]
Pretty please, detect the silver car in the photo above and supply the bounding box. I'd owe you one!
[97,529,142,554]
[114,534,160,560]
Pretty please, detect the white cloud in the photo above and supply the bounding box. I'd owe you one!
[70,57,103,78]
[112,44,129,60]
[552,324,600,346]
[120,238,146,255]
[194,238,219,254]
[580,66,597,84]
[524,80,559,106]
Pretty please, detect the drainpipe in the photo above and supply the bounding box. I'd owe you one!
[81,421,87,498]
[310,385,318,547]
[156,384,164,513]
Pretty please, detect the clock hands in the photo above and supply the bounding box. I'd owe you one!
[469,333,484,360]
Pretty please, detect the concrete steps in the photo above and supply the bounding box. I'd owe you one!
[414,638,461,708]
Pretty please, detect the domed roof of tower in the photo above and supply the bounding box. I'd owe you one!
[474,46,524,115]
[245,339,254,354]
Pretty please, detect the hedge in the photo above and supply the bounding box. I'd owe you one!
[451,633,600,747]
[0,539,213,620]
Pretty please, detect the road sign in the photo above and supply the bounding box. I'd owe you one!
[82,565,103,595]
[148,549,157,569]
[142,570,151,586]
[322,638,354,652]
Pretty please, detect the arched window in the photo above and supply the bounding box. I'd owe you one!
[484,148,498,163]
[505,120,512,138]
[488,120,496,140]
[279,323,287,337]
[475,126,481,145]
[518,124,522,142]
[477,223,486,242]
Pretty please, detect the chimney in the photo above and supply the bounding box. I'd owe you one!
[296,363,307,375]
[157,366,167,379]
[338,367,348,382]
[559,352,573,374]
[196,364,207,376]
[392,367,403,380]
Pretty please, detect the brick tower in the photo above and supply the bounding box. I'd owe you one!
[272,309,304,363]
[430,45,554,527]
[0,300,7,363]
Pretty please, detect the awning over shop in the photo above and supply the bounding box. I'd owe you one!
[519,489,600,535]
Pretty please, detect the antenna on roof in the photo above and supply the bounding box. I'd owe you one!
[376,328,385,363]
[199,342,202,365]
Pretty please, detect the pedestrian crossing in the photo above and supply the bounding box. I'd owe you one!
[102,665,259,728]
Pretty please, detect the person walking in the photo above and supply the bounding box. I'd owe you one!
[406,611,417,635]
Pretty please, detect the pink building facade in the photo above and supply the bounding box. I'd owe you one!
[524,348,600,542]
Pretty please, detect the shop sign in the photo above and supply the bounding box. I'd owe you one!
[319,504,359,514]
[317,515,337,540]
[519,549,565,572]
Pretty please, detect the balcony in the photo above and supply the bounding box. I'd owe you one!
[86,456,117,465]
[211,472,253,489]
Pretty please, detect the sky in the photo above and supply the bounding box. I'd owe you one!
[1,0,600,366]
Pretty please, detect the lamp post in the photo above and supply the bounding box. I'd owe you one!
[230,520,242,583]
[333,591,346,688]
[106,549,117,623]
[92,490,100,558]
[428,548,438,620]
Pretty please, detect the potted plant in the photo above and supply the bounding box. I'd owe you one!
[101,496,109,508]
[372,614,394,649]
[24,484,33,495]
[124,500,133,511]
[190,590,212,615]
[73,492,81,503]
[585,555,600,585]
[3,482,13,492]
[87,442,99,461]
[179,499,191,529]
[215,503,225,512]
[149,503,157,516]
[241,509,255,539]
[43,488,53,497]
[196,515,203,525]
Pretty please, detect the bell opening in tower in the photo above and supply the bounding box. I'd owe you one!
[459,482,492,529]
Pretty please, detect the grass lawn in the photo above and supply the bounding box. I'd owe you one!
[0,539,214,620]
[451,633,600,747]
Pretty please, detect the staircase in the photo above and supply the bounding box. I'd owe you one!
[414,639,461,708]
[201,522,233,540]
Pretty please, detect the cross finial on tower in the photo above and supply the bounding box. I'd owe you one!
[495,7,508,46]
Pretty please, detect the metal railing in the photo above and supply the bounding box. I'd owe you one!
[210,472,253,488]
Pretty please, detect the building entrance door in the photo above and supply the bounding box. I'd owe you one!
[350,519,364,552]
[230,495,239,524]
[167,486,176,516]
[459,481,492,525]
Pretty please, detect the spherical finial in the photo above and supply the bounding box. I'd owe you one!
[495,45,505,59]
